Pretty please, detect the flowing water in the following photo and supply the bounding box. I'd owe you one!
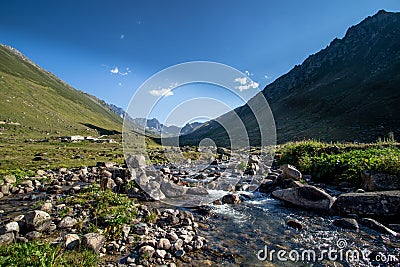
[190,192,400,267]
[1,183,399,266]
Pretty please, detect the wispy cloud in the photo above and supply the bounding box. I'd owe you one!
[120,33,125,40]
[109,66,131,76]
[234,77,259,91]
[149,88,173,97]
[149,82,177,97]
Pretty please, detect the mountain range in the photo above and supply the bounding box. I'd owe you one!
[1,10,399,146]
[180,10,400,146]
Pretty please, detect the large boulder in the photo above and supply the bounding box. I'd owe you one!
[160,181,187,198]
[186,186,208,195]
[359,218,399,236]
[25,210,52,231]
[271,185,334,212]
[361,170,400,191]
[126,155,146,169]
[145,181,166,200]
[331,191,400,217]
[280,164,302,180]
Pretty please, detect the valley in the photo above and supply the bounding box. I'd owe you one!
[0,8,399,267]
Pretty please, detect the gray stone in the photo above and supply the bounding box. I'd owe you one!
[36,170,46,176]
[333,218,359,230]
[221,194,241,204]
[20,180,33,187]
[166,232,179,242]
[0,233,14,244]
[41,202,52,212]
[1,184,9,195]
[58,216,77,229]
[259,179,275,193]
[138,245,155,258]
[174,239,184,250]
[157,238,171,250]
[26,231,42,241]
[133,223,149,235]
[82,233,106,253]
[126,155,146,169]
[25,210,52,231]
[186,186,208,195]
[0,221,19,234]
[136,173,149,186]
[155,249,167,258]
[160,181,187,198]
[331,191,400,217]
[271,185,334,212]
[63,233,80,250]
[361,170,400,191]
[148,188,166,201]
[115,177,124,185]
[126,256,135,264]
[280,164,302,180]
[359,218,399,236]
[4,175,16,184]
[102,177,116,190]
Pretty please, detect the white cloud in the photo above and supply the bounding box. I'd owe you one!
[149,88,173,97]
[234,77,259,91]
[264,74,272,80]
[118,82,122,86]
[234,77,247,85]
[110,66,131,76]
[119,67,131,76]
[149,82,177,97]
[111,67,119,74]
[120,33,125,39]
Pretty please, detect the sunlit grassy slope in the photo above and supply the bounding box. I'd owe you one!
[0,44,123,139]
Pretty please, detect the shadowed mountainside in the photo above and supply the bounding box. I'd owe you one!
[180,10,400,146]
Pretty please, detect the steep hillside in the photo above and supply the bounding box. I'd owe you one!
[0,44,123,139]
[181,10,400,146]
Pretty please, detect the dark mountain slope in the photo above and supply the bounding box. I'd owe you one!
[181,10,400,146]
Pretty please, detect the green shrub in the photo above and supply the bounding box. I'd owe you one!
[0,241,99,267]
[276,140,400,185]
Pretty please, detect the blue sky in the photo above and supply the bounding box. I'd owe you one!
[0,0,399,126]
